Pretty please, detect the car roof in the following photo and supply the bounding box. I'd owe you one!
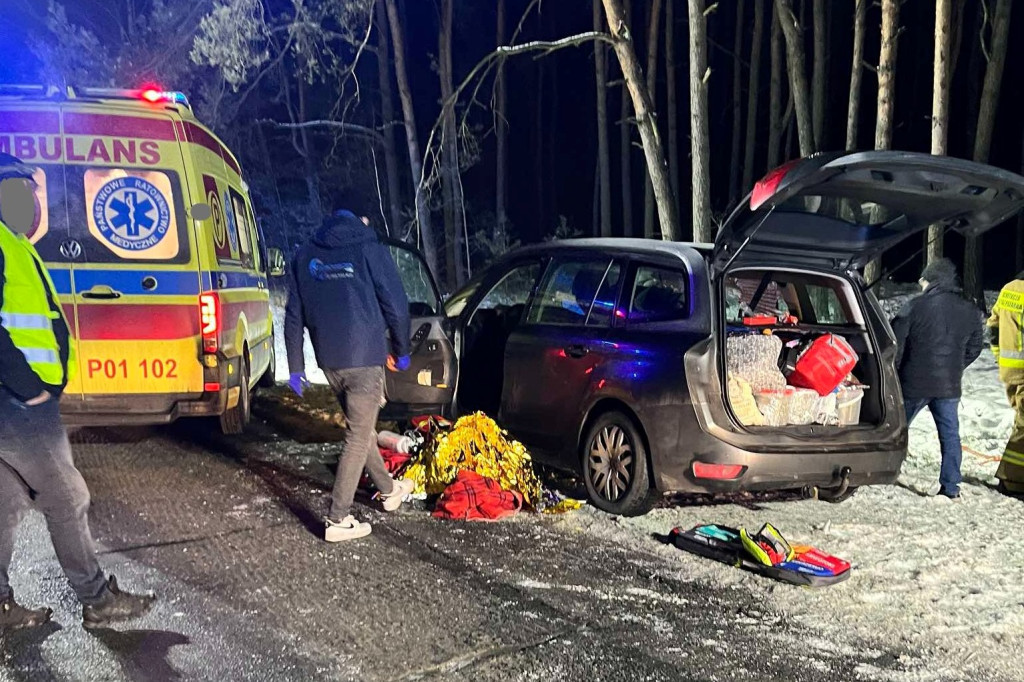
[511,238,713,263]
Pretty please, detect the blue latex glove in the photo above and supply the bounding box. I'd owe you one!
[387,355,411,372]
[288,372,308,397]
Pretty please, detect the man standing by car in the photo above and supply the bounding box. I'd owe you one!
[0,153,154,630]
[286,203,416,542]
[893,258,985,500]
[986,272,1024,495]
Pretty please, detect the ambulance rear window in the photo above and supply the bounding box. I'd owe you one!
[65,167,190,264]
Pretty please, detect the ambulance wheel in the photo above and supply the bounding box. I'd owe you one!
[581,411,657,517]
[258,333,277,389]
[220,358,251,435]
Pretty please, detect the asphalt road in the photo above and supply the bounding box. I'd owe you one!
[0,412,915,682]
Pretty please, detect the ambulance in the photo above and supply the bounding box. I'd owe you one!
[0,84,284,433]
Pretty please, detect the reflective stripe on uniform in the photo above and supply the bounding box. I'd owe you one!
[17,347,59,365]
[997,289,1024,313]
[1,312,55,330]
[1002,449,1024,467]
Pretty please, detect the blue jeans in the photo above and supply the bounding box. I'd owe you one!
[904,398,962,496]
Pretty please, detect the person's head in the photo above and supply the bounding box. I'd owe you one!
[919,257,958,291]
[0,153,37,235]
[330,192,374,226]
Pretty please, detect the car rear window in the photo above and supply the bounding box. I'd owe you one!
[66,166,190,264]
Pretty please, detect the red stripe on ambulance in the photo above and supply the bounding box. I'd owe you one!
[76,304,200,340]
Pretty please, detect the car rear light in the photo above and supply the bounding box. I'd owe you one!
[199,292,219,353]
[750,159,801,210]
[692,462,745,480]
[204,382,221,392]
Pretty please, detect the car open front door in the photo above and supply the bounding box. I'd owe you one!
[380,240,457,419]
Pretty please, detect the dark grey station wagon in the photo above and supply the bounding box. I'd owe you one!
[382,151,1024,515]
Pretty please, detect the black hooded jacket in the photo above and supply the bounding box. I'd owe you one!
[285,212,411,372]
[892,274,985,400]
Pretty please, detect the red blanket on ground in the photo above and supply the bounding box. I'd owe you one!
[358,448,411,490]
[432,470,523,522]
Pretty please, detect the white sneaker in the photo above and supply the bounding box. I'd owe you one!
[325,515,372,542]
[380,478,415,512]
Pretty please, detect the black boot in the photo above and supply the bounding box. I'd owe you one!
[82,576,155,630]
[0,592,52,631]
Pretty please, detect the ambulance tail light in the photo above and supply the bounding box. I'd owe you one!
[199,293,220,354]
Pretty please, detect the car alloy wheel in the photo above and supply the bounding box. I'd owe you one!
[588,424,634,502]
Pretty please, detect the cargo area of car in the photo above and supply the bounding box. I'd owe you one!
[720,267,884,431]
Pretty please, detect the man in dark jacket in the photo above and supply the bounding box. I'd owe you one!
[893,258,985,499]
[0,154,154,630]
[285,206,415,542]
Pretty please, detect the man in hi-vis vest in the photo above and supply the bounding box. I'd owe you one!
[987,273,1024,496]
[0,153,154,631]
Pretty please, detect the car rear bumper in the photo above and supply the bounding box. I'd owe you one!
[59,356,240,426]
[655,438,905,494]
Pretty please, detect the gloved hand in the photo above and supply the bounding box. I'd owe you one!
[387,355,411,372]
[288,371,308,397]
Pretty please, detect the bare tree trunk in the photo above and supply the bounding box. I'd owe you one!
[496,0,509,240]
[774,0,815,156]
[619,0,634,237]
[845,0,866,151]
[965,0,1013,309]
[643,0,664,238]
[595,0,613,237]
[375,1,403,235]
[666,0,680,218]
[438,0,466,288]
[742,0,765,192]
[811,0,825,149]
[767,1,785,169]
[729,0,745,204]
[384,0,438,274]
[603,0,680,241]
[926,0,953,264]
[864,0,901,285]
[949,0,968,85]
[686,0,712,242]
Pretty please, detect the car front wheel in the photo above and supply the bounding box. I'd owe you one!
[581,411,657,516]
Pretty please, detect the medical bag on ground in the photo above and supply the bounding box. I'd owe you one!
[668,523,851,587]
[788,334,859,396]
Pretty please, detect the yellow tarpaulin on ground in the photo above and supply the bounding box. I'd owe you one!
[401,412,582,513]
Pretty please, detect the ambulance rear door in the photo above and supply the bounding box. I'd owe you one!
[0,105,79,396]
[59,105,205,403]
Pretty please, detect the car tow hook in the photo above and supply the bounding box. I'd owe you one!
[816,466,852,502]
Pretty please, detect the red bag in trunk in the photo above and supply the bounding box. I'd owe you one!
[788,334,858,396]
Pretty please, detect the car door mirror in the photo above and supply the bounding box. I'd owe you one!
[267,247,286,277]
[190,202,212,221]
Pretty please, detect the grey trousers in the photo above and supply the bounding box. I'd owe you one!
[324,367,395,520]
[0,392,108,604]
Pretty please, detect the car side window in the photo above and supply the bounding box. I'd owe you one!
[586,262,622,327]
[527,259,613,326]
[805,284,849,325]
[476,262,542,312]
[628,266,689,324]
[389,245,441,316]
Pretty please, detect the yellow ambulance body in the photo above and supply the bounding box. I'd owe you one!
[0,85,283,433]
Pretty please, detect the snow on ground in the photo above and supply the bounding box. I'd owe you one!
[272,301,327,385]
[577,355,1023,682]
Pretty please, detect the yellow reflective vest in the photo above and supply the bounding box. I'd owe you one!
[0,221,74,390]
[987,279,1024,385]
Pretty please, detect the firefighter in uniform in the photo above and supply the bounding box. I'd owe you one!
[987,273,1024,495]
[0,153,154,630]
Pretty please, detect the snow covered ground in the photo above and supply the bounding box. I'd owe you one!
[575,354,1022,682]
